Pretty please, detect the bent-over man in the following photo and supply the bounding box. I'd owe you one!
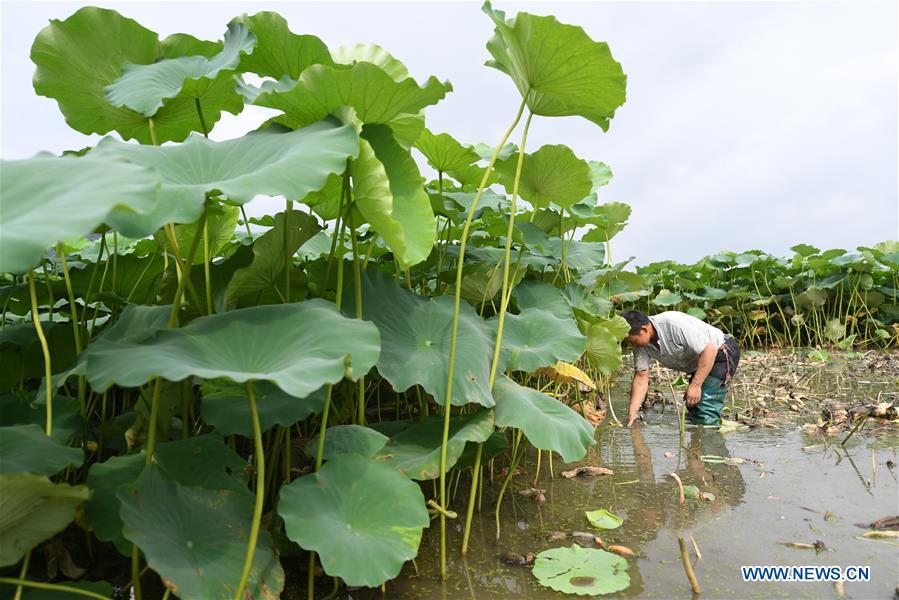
[622,310,740,427]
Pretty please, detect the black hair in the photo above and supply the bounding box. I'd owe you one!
[621,310,650,335]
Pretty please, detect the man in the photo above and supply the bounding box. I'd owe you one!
[622,310,740,427]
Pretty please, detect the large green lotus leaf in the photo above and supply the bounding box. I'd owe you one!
[119,465,283,599]
[532,545,630,595]
[332,43,409,81]
[491,308,584,372]
[106,22,255,117]
[495,145,593,209]
[585,316,629,376]
[225,210,320,307]
[482,2,627,130]
[93,119,358,233]
[791,243,820,257]
[589,161,613,188]
[562,283,614,319]
[347,269,494,407]
[279,453,429,587]
[352,125,436,268]
[251,61,451,128]
[493,376,593,463]
[31,7,240,144]
[578,201,632,242]
[373,410,494,480]
[651,289,683,307]
[0,393,83,446]
[0,155,159,274]
[0,474,90,567]
[85,300,380,399]
[513,280,572,319]
[85,435,250,556]
[0,424,83,476]
[233,12,333,79]
[201,380,326,437]
[307,424,389,460]
[414,129,480,172]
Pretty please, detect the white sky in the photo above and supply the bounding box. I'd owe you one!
[2,1,897,265]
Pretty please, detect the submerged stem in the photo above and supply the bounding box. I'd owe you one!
[235,382,265,600]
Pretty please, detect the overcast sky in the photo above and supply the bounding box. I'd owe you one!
[2,1,897,265]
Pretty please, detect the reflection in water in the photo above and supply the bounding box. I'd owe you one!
[347,410,897,600]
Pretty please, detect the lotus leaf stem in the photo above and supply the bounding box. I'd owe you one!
[13,551,30,600]
[203,217,213,314]
[284,199,293,303]
[678,536,702,594]
[0,578,110,600]
[460,442,483,554]
[427,499,458,519]
[494,429,524,541]
[28,270,52,436]
[236,381,265,600]
[349,209,366,426]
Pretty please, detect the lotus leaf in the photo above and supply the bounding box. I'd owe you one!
[491,308,585,372]
[578,201,632,242]
[482,2,627,130]
[85,300,380,399]
[119,464,283,599]
[202,381,326,437]
[513,280,572,319]
[0,474,90,567]
[535,361,596,391]
[92,118,358,233]
[495,145,593,209]
[651,289,683,307]
[414,129,480,172]
[106,22,255,117]
[307,425,389,460]
[225,210,320,306]
[585,316,629,376]
[532,545,630,595]
[0,155,159,274]
[233,12,333,79]
[586,508,623,529]
[374,410,495,479]
[353,124,436,267]
[347,269,494,407]
[493,376,593,462]
[32,7,240,143]
[0,424,83,476]
[278,453,429,587]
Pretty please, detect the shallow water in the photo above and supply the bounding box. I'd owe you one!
[349,401,899,599]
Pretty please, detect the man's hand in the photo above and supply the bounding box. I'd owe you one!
[626,413,639,427]
[685,382,702,407]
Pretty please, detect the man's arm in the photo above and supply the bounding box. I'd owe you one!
[627,370,649,427]
[686,342,718,406]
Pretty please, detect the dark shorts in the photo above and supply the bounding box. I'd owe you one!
[690,336,741,384]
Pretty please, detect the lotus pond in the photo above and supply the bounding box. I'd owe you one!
[1,2,897,600]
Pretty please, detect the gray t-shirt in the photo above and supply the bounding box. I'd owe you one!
[633,311,726,373]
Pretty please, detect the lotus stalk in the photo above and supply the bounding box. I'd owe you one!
[235,381,265,600]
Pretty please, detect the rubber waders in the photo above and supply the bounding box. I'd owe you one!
[688,375,727,425]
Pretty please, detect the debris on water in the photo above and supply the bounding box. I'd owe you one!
[561,465,614,478]
[823,510,838,522]
[854,516,899,531]
[547,531,568,542]
[861,530,899,539]
[663,451,674,458]
[571,531,605,547]
[518,487,546,504]
[680,485,716,502]
[777,540,830,553]
[500,551,535,566]
[608,544,634,558]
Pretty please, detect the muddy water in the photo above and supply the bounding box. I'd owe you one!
[353,400,898,598]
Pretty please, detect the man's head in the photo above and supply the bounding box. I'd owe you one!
[622,310,653,347]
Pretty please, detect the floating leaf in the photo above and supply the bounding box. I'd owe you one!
[278,453,429,587]
[561,466,614,478]
[0,155,159,274]
[482,2,627,130]
[0,474,90,567]
[374,410,494,479]
[119,464,283,599]
[492,308,585,372]
[532,545,630,595]
[347,269,494,407]
[493,376,593,463]
[0,424,83,476]
[586,509,623,530]
[85,300,381,399]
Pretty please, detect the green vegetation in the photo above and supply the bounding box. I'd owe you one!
[1,3,895,599]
